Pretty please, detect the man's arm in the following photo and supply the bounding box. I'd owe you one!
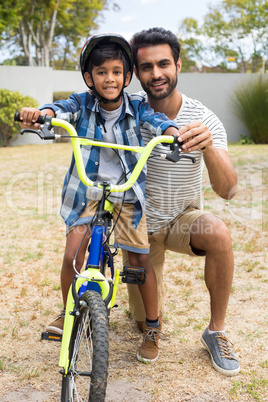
[178,121,237,200]
[202,147,237,200]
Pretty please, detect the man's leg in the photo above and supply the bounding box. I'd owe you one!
[165,210,239,376]
[193,215,240,377]
[189,214,233,331]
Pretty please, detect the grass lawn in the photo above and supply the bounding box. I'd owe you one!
[0,142,267,401]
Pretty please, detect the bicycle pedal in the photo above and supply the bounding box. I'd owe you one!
[120,266,146,285]
[41,332,62,342]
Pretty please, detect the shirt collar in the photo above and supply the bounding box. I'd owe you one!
[86,91,99,112]
[86,90,135,119]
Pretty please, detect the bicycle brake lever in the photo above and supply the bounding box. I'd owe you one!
[162,137,196,163]
[164,152,196,163]
[20,124,56,140]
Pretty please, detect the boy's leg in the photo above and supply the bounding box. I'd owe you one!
[113,203,163,362]
[123,236,166,324]
[60,224,91,306]
[60,201,98,306]
[46,201,98,335]
[128,251,158,321]
[127,250,166,363]
[45,224,91,335]
[113,203,158,320]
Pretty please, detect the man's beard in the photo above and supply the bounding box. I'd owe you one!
[140,73,178,100]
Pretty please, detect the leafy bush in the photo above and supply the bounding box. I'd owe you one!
[53,92,73,142]
[238,135,254,145]
[0,89,38,146]
[232,75,268,144]
[53,91,73,102]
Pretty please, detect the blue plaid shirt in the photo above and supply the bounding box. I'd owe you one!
[41,91,177,230]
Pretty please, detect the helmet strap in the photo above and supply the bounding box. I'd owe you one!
[91,85,122,104]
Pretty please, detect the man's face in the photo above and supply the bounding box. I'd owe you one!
[135,44,181,100]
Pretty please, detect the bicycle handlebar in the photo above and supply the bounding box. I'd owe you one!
[14,112,196,192]
[14,112,47,125]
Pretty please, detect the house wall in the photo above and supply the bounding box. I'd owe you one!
[1,66,263,144]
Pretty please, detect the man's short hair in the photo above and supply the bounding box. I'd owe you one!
[130,27,181,69]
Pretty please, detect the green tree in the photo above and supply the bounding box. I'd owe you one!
[178,0,268,72]
[178,18,204,72]
[0,89,38,146]
[0,0,117,68]
[203,0,268,72]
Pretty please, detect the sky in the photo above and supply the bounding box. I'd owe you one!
[93,0,220,41]
[0,0,220,63]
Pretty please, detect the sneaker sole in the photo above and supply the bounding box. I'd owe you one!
[45,325,63,335]
[136,351,159,364]
[201,336,240,377]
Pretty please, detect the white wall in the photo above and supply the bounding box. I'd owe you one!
[1,66,262,143]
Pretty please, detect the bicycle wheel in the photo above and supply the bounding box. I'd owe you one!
[61,290,109,402]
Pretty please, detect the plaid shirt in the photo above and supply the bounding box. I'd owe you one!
[41,91,176,230]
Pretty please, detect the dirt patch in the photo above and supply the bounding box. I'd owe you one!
[0,144,267,401]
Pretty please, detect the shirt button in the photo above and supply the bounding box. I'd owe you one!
[82,202,85,206]
[95,161,98,165]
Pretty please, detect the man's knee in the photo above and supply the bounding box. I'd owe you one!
[191,215,232,252]
[211,219,232,250]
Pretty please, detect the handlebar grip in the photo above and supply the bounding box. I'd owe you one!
[14,112,46,125]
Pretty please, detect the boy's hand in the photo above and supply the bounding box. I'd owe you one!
[19,107,55,129]
[163,126,180,137]
[19,107,43,129]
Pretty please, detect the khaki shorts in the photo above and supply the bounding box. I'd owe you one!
[124,207,212,321]
[70,200,150,254]
[148,207,212,257]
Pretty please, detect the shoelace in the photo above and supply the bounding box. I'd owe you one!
[215,332,236,360]
[143,327,166,345]
[55,308,65,320]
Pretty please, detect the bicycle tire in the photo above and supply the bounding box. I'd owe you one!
[61,290,109,402]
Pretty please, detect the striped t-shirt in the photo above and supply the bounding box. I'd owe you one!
[140,93,228,233]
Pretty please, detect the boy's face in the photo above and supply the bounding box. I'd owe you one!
[84,58,131,108]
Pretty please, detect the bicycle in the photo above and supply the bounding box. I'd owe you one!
[14,112,196,401]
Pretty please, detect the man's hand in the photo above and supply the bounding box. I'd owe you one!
[177,121,212,152]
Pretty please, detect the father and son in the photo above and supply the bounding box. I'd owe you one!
[19,27,240,376]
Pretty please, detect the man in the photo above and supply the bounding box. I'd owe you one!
[124,27,240,376]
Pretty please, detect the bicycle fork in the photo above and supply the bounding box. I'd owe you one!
[59,220,120,372]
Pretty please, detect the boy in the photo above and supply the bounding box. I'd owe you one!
[19,33,179,362]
